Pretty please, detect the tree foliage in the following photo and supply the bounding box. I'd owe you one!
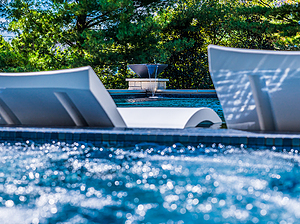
[3,0,164,83]
[157,0,276,89]
[0,0,300,89]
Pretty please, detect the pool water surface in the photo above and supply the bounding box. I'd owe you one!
[0,96,296,223]
[0,142,298,224]
[114,97,224,121]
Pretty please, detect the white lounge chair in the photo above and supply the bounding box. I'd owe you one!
[0,66,221,128]
[208,44,300,132]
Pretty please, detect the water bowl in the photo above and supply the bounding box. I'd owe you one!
[128,64,168,78]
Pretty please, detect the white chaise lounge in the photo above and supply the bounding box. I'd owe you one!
[0,66,221,128]
[208,44,300,132]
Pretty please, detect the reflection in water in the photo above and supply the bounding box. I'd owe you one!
[126,97,165,103]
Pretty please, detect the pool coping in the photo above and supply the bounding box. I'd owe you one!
[0,126,299,149]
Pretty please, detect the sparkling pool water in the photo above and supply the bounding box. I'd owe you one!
[0,141,299,224]
[114,97,224,121]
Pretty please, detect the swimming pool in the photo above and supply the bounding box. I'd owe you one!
[0,141,298,224]
[114,96,225,122]
[0,96,298,223]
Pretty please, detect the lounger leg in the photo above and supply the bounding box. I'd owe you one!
[248,75,276,131]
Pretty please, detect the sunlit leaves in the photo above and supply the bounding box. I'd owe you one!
[1,0,299,89]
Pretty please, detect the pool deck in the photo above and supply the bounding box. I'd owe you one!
[0,126,300,149]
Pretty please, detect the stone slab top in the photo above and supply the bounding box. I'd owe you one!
[126,78,169,81]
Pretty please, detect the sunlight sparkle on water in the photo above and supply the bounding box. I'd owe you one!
[0,141,298,223]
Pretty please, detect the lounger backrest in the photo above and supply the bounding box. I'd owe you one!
[0,66,126,127]
[208,44,300,131]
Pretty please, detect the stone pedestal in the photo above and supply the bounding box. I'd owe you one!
[126,78,169,90]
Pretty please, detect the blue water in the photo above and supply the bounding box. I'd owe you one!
[114,97,225,121]
[0,142,299,223]
[0,97,295,223]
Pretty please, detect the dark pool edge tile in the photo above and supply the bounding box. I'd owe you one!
[0,127,299,148]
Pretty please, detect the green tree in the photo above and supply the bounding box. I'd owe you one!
[0,36,37,72]
[264,1,300,50]
[155,0,231,89]
[1,0,296,90]
[155,0,279,89]
[3,0,165,87]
